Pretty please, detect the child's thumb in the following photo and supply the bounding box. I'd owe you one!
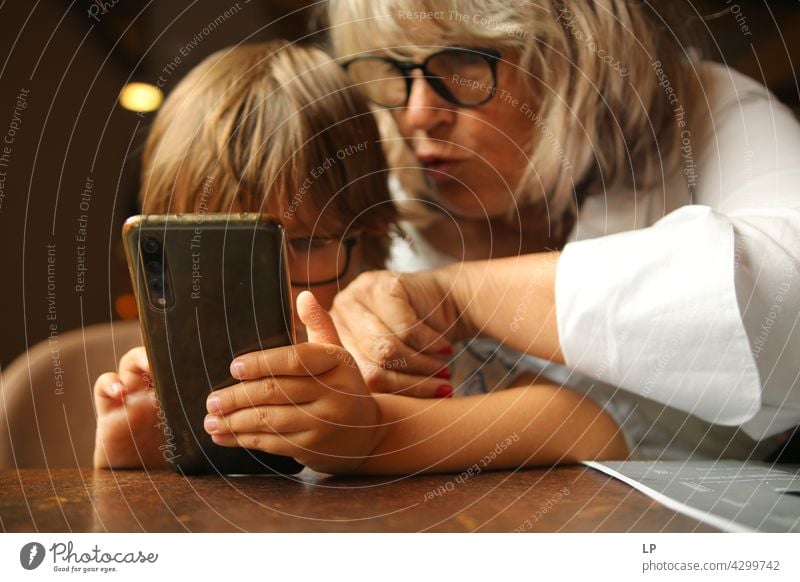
[297,290,342,346]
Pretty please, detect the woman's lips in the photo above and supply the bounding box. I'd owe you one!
[417,156,461,184]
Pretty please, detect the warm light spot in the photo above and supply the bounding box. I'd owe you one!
[118,82,163,112]
[115,293,139,320]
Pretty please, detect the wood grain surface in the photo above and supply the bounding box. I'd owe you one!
[0,466,717,532]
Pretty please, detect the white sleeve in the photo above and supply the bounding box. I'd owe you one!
[555,66,800,439]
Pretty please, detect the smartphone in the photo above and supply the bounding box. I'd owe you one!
[123,213,304,475]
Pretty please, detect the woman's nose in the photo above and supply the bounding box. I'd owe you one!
[403,73,455,134]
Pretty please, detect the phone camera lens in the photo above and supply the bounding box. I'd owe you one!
[145,261,162,275]
[142,237,160,254]
[148,276,163,293]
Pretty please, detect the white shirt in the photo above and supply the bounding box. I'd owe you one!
[557,62,800,442]
[389,63,800,459]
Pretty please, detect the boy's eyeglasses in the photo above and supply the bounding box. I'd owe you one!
[287,235,359,287]
[342,47,501,108]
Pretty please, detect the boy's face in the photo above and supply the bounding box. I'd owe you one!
[283,228,363,342]
[229,197,363,341]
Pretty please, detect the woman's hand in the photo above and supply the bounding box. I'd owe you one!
[93,347,169,469]
[205,291,385,474]
[333,256,564,393]
[330,270,468,398]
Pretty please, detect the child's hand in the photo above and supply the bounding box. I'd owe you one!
[205,291,385,474]
[93,347,168,469]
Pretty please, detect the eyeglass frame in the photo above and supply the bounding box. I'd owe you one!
[286,234,360,287]
[341,46,502,108]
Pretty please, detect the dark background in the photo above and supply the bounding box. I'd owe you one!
[1,0,798,368]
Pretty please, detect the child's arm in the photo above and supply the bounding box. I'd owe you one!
[207,292,627,475]
[357,384,628,475]
[361,369,627,474]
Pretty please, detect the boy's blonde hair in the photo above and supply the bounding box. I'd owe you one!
[140,40,397,268]
[328,0,707,223]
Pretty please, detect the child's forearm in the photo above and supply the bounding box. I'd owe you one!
[355,384,628,475]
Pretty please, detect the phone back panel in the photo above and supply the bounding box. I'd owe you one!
[123,214,303,475]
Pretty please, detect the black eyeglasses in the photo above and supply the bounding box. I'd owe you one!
[286,235,359,286]
[342,47,501,108]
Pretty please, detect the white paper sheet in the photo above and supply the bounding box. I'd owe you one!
[584,460,800,532]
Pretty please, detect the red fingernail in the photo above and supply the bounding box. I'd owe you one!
[435,385,453,398]
[437,346,453,356]
[434,367,451,379]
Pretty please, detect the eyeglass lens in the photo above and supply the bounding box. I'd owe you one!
[287,237,355,286]
[346,48,497,107]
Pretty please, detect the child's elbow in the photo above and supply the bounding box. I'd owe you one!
[565,422,629,463]
[590,431,629,461]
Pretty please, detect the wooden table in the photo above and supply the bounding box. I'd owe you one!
[0,466,716,532]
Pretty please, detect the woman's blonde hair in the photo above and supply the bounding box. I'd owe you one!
[328,0,707,224]
[140,40,397,268]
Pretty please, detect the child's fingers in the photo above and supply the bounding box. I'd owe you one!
[119,346,149,373]
[297,290,342,346]
[95,371,123,398]
[204,404,311,436]
[118,346,154,393]
[207,376,321,415]
[93,372,125,414]
[230,342,341,380]
[210,431,305,459]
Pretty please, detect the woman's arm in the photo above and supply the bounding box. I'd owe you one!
[357,383,628,475]
[426,252,564,363]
